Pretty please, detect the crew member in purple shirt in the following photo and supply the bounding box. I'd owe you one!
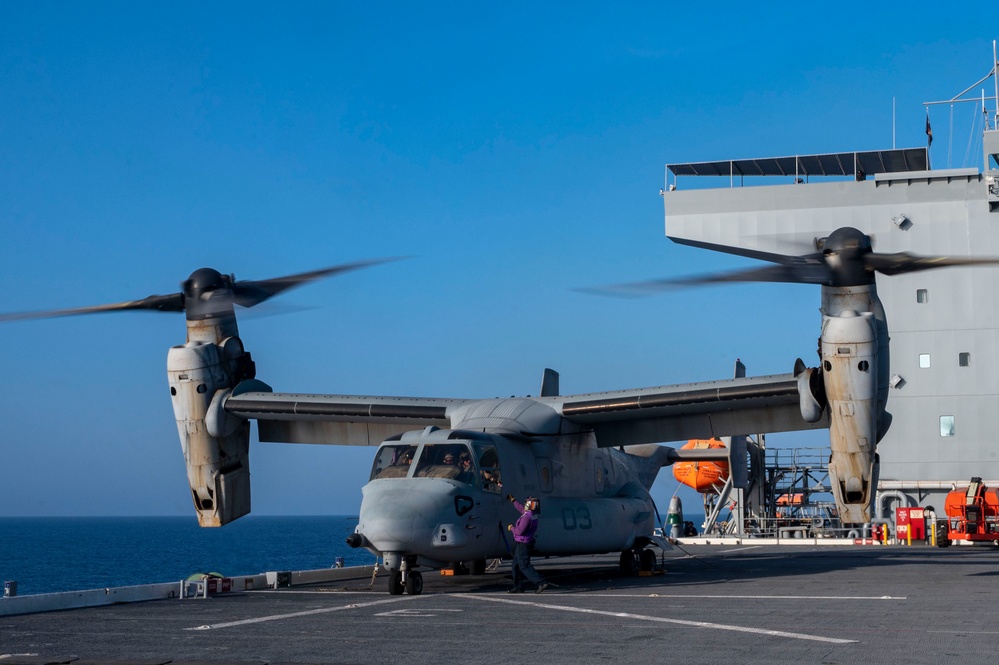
[506,495,550,593]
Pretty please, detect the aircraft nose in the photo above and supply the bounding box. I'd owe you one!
[356,486,449,552]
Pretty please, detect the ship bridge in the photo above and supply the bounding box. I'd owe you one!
[666,147,929,187]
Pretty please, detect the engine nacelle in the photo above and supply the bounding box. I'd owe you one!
[820,310,878,524]
[167,340,250,527]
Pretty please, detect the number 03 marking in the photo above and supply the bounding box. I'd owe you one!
[561,506,592,530]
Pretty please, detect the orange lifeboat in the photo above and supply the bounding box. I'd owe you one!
[672,439,729,493]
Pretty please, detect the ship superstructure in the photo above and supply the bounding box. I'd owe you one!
[663,44,999,519]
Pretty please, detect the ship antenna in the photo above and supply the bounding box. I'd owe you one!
[993,39,998,130]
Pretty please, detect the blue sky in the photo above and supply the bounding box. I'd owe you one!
[0,4,995,518]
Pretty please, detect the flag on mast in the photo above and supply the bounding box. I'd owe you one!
[925,109,933,147]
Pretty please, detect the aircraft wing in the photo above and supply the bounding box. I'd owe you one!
[556,372,827,447]
[224,371,825,448]
[224,390,468,446]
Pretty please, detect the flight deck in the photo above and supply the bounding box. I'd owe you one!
[2,543,997,665]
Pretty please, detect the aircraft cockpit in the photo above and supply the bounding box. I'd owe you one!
[369,441,503,491]
[370,444,417,479]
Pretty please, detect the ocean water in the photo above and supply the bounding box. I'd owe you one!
[0,516,376,596]
[1,512,711,596]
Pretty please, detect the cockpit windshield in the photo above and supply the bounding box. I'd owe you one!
[370,443,477,485]
[370,444,417,480]
[413,444,475,483]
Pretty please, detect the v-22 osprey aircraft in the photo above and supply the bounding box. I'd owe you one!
[5,230,989,595]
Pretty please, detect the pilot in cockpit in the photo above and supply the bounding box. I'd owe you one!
[478,449,502,491]
[396,448,415,466]
[456,452,475,484]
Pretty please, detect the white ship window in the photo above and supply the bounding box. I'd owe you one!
[919,353,931,368]
[959,352,971,367]
[940,415,955,437]
[916,289,928,303]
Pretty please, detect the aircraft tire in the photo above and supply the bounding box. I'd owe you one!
[388,572,404,595]
[619,550,638,576]
[639,548,656,572]
[405,570,424,595]
[470,559,487,575]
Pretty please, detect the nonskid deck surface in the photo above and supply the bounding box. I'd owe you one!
[2,544,997,665]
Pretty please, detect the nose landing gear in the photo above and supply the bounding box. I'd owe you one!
[387,556,424,595]
[405,570,424,595]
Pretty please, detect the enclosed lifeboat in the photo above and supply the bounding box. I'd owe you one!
[672,439,729,493]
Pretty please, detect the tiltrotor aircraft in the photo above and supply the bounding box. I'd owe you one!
[3,230,991,594]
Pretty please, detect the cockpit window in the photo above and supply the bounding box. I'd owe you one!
[413,444,475,484]
[370,444,417,480]
[475,444,502,493]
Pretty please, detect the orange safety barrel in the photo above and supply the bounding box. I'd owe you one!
[672,439,729,493]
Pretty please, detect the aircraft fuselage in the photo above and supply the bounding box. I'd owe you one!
[349,416,665,573]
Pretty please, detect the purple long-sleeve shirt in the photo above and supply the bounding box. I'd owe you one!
[512,500,539,543]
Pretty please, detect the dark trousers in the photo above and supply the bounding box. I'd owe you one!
[511,541,544,589]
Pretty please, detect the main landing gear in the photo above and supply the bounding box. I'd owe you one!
[619,548,659,576]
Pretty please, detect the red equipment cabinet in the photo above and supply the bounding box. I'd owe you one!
[896,507,926,541]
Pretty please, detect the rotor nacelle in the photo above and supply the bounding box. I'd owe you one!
[167,271,259,527]
[167,337,255,527]
[820,309,879,522]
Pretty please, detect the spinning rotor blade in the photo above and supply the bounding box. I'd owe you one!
[0,258,401,323]
[0,293,185,323]
[589,226,999,297]
[864,252,999,276]
[230,258,399,308]
[583,260,830,298]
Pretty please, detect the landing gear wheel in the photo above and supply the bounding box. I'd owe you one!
[388,572,404,595]
[639,548,657,572]
[471,559,487,575]
[405,570,424,595]
[619,550,638,576]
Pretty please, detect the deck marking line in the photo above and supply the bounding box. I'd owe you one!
[375,608,464,617]
[461,594,856,644]
[582,593,904,600]
[185,594,420,630]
